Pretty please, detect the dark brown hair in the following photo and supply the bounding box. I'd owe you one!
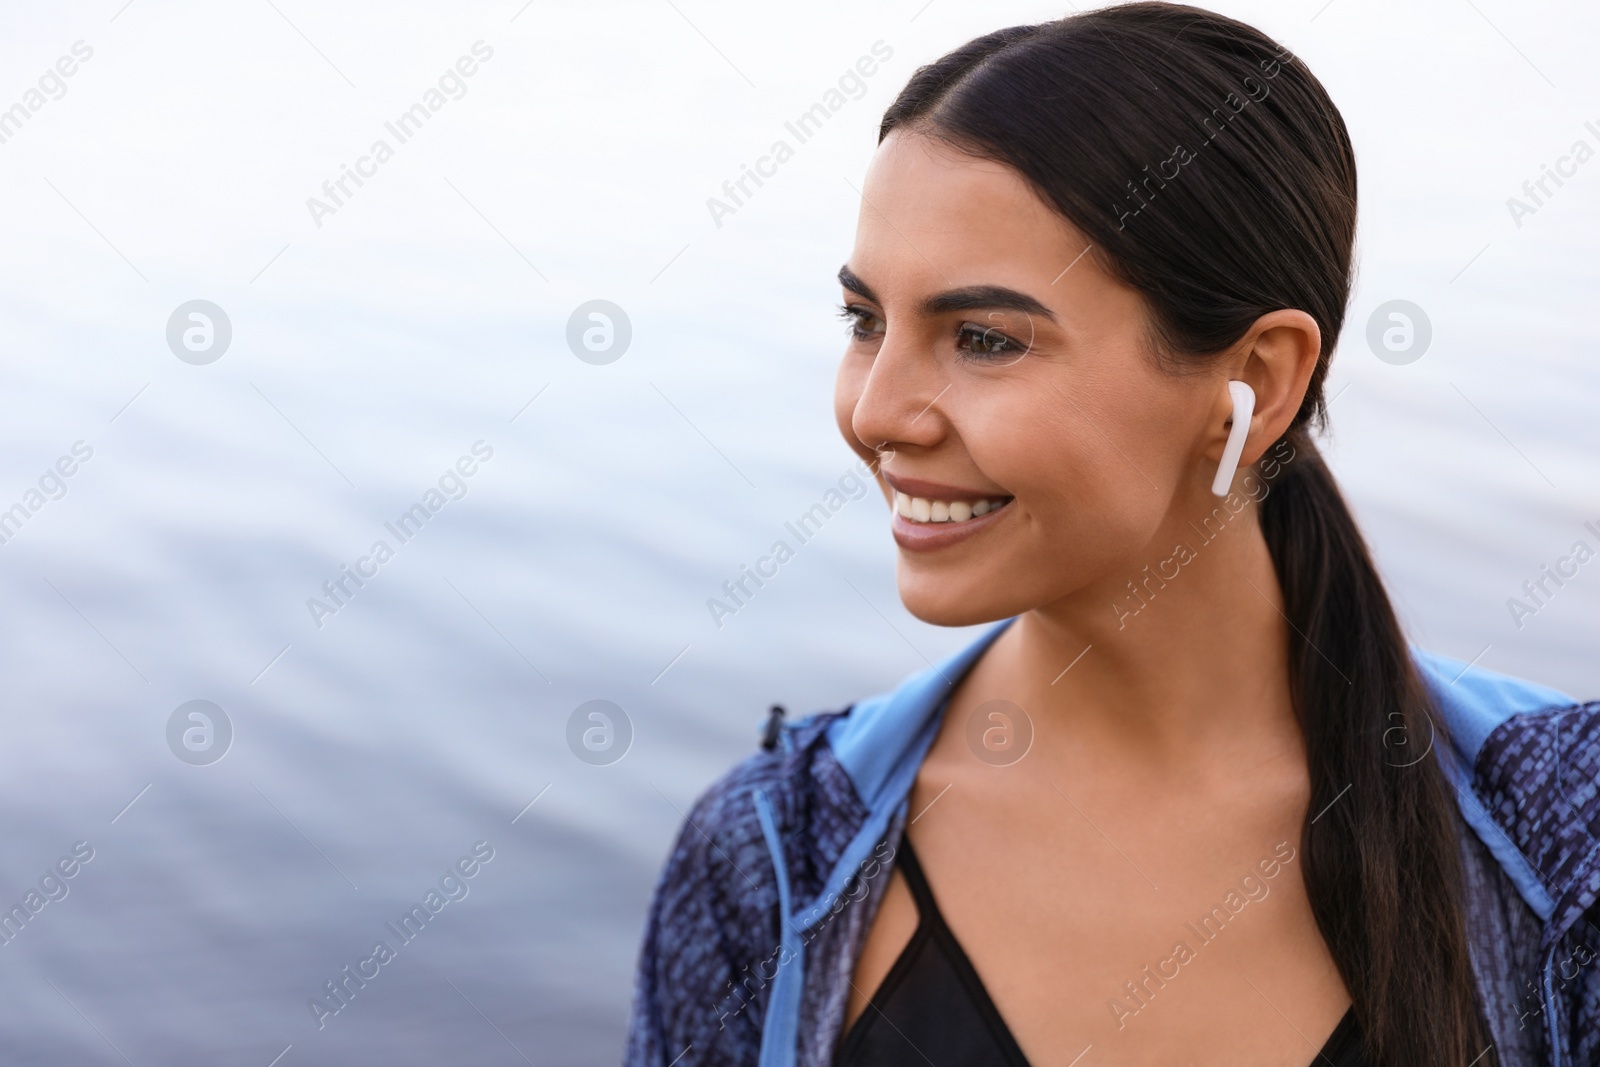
[877,4,1491,1064]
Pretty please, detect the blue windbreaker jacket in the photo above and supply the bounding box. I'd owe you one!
[624,618,1600,1066]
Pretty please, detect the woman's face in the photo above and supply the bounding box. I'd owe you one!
[833,129,1237,627]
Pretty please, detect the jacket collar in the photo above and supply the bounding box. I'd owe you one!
[825,617,1012,812]
[824,617,1580,925]
[1412,646,1576,922]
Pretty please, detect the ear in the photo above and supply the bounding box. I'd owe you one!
[1214,308,1320,467]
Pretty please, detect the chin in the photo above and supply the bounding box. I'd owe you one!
[894,564,1017,628]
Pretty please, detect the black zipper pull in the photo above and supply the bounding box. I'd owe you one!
[760,704,786,751]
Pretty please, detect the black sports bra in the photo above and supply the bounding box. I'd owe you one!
[833,835,1366,1066]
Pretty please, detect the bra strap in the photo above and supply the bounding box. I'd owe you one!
[892,834,940,921]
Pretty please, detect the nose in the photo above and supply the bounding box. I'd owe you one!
[850,330,951,458]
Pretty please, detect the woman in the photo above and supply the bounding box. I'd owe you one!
[626,5,1600,1066]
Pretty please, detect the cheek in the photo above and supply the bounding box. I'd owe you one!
[967,380,1179,550]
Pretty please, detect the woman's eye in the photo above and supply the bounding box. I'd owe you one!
[956,323,1022,360]
[837,304,882,342]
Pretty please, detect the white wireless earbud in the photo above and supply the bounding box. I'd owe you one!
[1210,380,1256,497]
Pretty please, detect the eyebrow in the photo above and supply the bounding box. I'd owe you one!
[837,264,1058,325]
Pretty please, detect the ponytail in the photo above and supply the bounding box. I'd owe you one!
[1260,429,1493,1065]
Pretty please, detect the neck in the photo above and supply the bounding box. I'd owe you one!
[967,496,1302,768]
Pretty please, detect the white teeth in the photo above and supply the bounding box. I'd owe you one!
[893,492,1010,524]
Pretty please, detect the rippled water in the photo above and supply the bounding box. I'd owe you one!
[0,2,1595,1064]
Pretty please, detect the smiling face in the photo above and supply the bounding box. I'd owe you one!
[834,129,1241,627]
